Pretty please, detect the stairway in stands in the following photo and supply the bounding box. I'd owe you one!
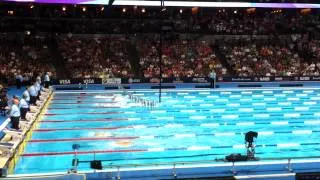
[211,43,236,76]
[48,37,71,78]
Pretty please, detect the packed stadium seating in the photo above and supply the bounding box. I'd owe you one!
[137,36,227,78]
[2,34,320,80]
[0,36,56,84]
[219,38,303,77]
[58,35,134,78]
[0,4,319,81]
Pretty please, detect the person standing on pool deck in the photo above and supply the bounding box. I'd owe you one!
[35,78,42,100]
[28,83,38,105]
[23,86,30,104]
[209,70,216,88]
[15,73,23,89]
[19,94,29,121]
[44,72,50,88]
[9,97,20,130]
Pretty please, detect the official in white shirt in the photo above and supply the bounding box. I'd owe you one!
[19,95,29,120]
[28,84,38,105]
[35,81,41,100]
[15,74,23,89]
[44,72,50,88]
[10,97,20,130]
[23,86,30,104]
[209,70,216,89]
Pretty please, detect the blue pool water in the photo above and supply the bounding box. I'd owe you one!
[14,88,320,174]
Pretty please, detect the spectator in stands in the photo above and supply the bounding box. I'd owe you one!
[9,97,20,130]
[0,87,8,116]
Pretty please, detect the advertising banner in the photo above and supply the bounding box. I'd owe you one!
[55,76,320,85]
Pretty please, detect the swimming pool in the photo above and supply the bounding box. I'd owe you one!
[13,88,320,175]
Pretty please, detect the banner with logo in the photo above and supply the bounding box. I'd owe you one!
[103,78,121,85]
[55,78,102,85]
[54,76,320,85]
[219,76,320,82]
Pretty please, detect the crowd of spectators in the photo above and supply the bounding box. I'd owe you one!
[58,35,133,78]
[219,34,320,77]
[138,36,227,79]
[220,38,302,77]
[0,84,8,116]
[300,40,320,76]
[1,34,320,81]
[0,8,320,80]
[0,37,56,85]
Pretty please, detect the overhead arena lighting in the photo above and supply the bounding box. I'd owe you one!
[3,0,320,8]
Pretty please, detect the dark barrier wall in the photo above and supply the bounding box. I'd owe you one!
[52,76,320,85]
